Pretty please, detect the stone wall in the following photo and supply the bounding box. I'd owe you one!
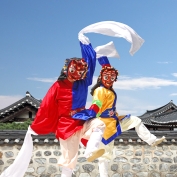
[1,142,177,177]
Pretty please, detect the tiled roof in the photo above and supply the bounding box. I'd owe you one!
[151,110,177,125]
[139,100,177,127]
[0,130,175,145]
[0,91,41,123]
[139,100,177,119]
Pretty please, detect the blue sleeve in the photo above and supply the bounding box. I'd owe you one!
[80,42,96,86]
[72,109,96,120]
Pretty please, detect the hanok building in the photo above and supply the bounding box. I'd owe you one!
[139,100,177,131]
[0,91,41,123]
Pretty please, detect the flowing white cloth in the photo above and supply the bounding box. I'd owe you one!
[95,41,120,59]
[0,126,38,177]
[78,21,144,56]
[78,33,120,59]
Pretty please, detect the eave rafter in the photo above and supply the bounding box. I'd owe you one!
[0,105,37,123]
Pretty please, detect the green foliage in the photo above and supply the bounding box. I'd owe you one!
[0,119,32,130]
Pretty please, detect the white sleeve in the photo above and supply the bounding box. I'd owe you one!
[78,33,90,45]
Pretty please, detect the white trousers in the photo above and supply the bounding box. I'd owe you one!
[135,121,156,145]
[120,116,156,145]
[58,118,105,169]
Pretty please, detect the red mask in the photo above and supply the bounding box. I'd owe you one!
[67,59,88,82]
[101,69,117,89]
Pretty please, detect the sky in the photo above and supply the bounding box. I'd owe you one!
[0,1,177,116]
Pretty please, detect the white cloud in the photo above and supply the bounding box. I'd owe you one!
[0,95,23,109]
[86,93,160,116]
[114,77,177,90]
[115,95,160,116]
[172,73,177,77]
[170,93,177,96]
[92,75,177,90]
[118,75,131,80]
[157,61,171,64]
[27,77,57,83]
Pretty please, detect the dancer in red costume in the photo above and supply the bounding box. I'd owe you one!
[31,43,101,140]
[30,35,106,176]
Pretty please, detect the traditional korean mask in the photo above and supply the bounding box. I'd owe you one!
[101,68,118,89]
[67,59,88,82]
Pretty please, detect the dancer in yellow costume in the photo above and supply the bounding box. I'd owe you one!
[89,56,166,177]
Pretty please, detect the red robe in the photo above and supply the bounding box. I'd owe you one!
[31,80,85,140]
[31,42,96,140]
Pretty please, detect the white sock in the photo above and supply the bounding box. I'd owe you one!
[61,166,72,177]
[98,159,109,177]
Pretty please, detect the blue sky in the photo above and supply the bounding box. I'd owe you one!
[0,1,177,116]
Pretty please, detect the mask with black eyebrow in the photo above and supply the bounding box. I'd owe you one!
[100,67,118,89]
[67,59,88,82]
[58,58,88,81]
